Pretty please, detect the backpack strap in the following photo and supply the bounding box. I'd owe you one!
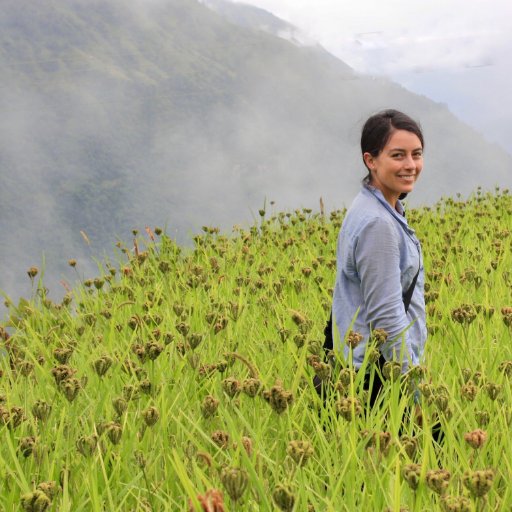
[323,265,421,357]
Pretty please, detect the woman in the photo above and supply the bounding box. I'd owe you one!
[332,109,427,404]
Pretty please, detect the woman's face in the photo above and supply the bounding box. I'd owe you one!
[363,129,423,206]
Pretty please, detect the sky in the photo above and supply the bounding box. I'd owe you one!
[234,0,512,154]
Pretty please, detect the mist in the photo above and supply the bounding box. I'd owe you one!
[1,0,511,320]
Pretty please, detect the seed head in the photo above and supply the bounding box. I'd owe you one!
[188,489,225,512]
[290,309,307,326]
[68,259,77,267]
[139,379,152,395]
[32,400,52,422]
[220,466,249,502]
[312,361,331,381]
[338,368,356,388]
[92,356,113,377]
[366,347,381,364]
[18,360,34,376]
[142,406,160,427]
[27,266,39,279]
[188,333,204,350]
[402,463,421,491]
[462,469,494,498]
[76,435,98,457]
[346,330,363,349]
[262,384,294,414]
[434,391,450,412]
[287,440,314,466]
[106,422,123,445]
[370,328,388,346]
[463,429,487,450]
[222,377,241,398]
[240,436,253,457]
[21,490,51,512]
[51,365,76,384]
[272,483,295,511]
[211,430,230,449]
[201,395,219,419]
[53,347,73,365]
[418,382,434,398]
[146,341,164,361]
[336,397,362,421]
[399,435,419,460]
[36,481,59,500]
[475,410,490,427]
[19,436,37,458]
[484,382,501,400]
[382,361,402,380]
[426,469,451,495]
[461,381,478,401]
[241,378,262,398]
[123,384,140,401]
[59,377,81,402]
[440,495,471,512]
[112,397,128,417]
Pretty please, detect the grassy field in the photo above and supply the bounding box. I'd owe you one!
[1,188,511,511]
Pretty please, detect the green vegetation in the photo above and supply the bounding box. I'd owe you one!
[1,188,512,511]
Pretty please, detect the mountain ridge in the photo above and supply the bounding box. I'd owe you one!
[0,0,510,313]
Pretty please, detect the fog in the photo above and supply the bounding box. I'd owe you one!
[1,0,511,321]
[237,0,512,154]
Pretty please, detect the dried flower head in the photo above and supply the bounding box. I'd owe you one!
[188,489,225,512]
[272,483,295,512]
[463,429,487,450]
[241,378,262,398]
[211,430,230,449]
[402,463,421,491]
[440,495,471,512]
[382,361,402,381]
[462,468,494,498]
[426,469,451,495]
[287,440,314,466]
[201,395,220,419]
[21,489,51,512]
[461,381,478,402]
[76,435,98,457]
[336,397,362,421]
[399,435,419,460]
[142,406,160,427]
[220,467,249,502]
[32,400,52,422]
[262,383,294,414]
[346,330,363,349]
[222,377,241,398]
[370,328,388,346]
[36,481,59,500]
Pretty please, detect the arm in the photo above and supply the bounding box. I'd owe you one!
[354,217,414,369]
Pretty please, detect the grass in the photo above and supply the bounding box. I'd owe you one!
[1,187,511,511]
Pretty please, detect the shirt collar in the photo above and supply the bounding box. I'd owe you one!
[363,183,409,225]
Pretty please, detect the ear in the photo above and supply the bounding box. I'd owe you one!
[363,152,375,171]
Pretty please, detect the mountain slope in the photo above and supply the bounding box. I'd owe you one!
[1,0,511,311]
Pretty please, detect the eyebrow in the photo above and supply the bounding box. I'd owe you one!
[387,147,423,152]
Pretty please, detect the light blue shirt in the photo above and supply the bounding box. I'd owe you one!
[332,184,427,370]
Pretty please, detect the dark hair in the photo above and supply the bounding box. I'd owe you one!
[361,109,424,185]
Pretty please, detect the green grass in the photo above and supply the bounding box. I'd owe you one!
[1,188,512,511]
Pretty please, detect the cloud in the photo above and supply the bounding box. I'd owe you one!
[234,0,511,74]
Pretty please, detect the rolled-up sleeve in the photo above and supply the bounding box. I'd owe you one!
[353,217,414,368]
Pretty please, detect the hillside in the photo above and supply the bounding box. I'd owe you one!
[1,0,511,311]
[1,191,511,509]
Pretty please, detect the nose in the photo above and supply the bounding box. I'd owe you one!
[404,154,416,170]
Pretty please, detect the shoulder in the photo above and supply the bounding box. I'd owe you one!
[343,196,396,237]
